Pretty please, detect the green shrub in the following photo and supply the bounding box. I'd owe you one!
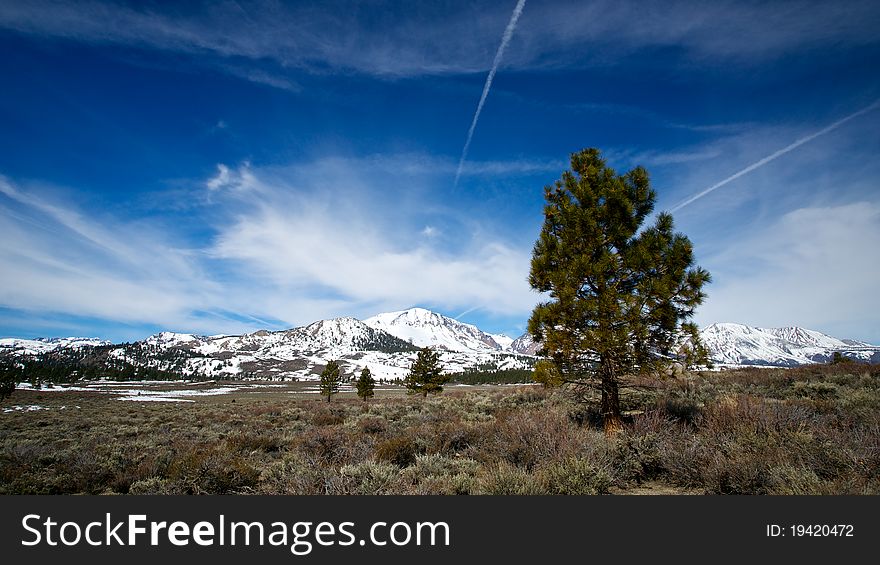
[792,381,840,400]
[542,458,612,495]
[476,463,545,495]
[340,461,398,495]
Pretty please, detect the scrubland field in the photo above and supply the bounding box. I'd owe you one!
[1,363,878,495]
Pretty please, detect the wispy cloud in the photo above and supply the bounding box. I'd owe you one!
[0,176,219,331]
[208,160,536,318]
[2,1,876,82]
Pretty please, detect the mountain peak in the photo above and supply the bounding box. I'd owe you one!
[364,308,503,352]
[700,323,878,366]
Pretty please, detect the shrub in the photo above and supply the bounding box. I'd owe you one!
[375,436,422,468]
[791,381,840,401]
[346,413,387,435]
[312,411,345,426]
[476,463,545,495]
[128,477,174,495]
[340,461,398,495]
[767,465,823,495]
[296,427,352,465]
[542,458,612,495]
[612,433,665,483]
[259,453,344,495]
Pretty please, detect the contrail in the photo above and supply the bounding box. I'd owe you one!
[453,0,527,188]
[454,306,480,320]
[670,99,880,212]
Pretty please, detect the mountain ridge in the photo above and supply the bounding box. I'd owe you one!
[2,310,878,379]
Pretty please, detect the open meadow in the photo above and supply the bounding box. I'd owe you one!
[1,363,878,495]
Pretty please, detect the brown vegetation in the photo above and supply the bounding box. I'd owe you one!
[1,363,878,494]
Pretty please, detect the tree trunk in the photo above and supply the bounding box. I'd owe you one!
[326,394,331,403]
[600,360,623,437]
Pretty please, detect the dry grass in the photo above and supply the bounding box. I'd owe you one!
[1,364,878,495]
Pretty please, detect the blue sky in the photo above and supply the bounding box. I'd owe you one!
[0,0,878,343]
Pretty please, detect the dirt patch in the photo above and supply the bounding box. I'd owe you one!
[612,481,702,495]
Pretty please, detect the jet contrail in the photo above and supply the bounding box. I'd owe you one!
[670,99,880,212]
[454,306,480,320]
[454,0,527,188]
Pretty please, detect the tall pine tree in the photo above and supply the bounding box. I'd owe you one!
[319,360,342,403]
[528,148,711,436]
[404,347,447,397]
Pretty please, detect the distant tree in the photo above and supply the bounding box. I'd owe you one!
[356,367,376,401]
[830,351,853,365]
[404,347,448,397]
[528,148,711,436]
[319,360,342,403]
[532,359,563,388]
[0,366,16,401]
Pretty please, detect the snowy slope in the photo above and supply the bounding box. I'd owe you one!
[136,312,536,381]
[491,333,515,351]
[699,323,880,367]
[0,337,111,355]
[507,323,878,366]
[509,333,540,355]
[143,332,201,348]
[364,308,503,352]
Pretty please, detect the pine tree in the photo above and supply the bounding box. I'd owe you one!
[356,367,376,401]
[528,148,711,436]
[532,359,563,388]
[319,360,342,403]
[404,347,447,397]
[0,365,17,402]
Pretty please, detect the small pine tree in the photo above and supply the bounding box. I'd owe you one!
[319,360,341,403]
[404,347,447,397]
[830,351,852,365]
[356,367,376,401]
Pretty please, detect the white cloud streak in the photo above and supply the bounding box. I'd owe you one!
[454,0,527,188]
[0,177,220,330]
[2,1,877,81]
[670,99,880,212]
[209,162,536,318]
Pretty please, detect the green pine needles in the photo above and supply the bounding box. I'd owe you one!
[528,148,711,435]
[319,360,342,403]
[356,367,376,401]
[404,347,448,397]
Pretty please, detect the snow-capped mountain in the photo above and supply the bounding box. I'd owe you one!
[509,333,540,356]
[491,333,515,351]
[143,332,202,348]
[128,313,534,381]
[0,336,111,355]
[364,308,505,353]
[5,312,876,382]
[699,323,880,367]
